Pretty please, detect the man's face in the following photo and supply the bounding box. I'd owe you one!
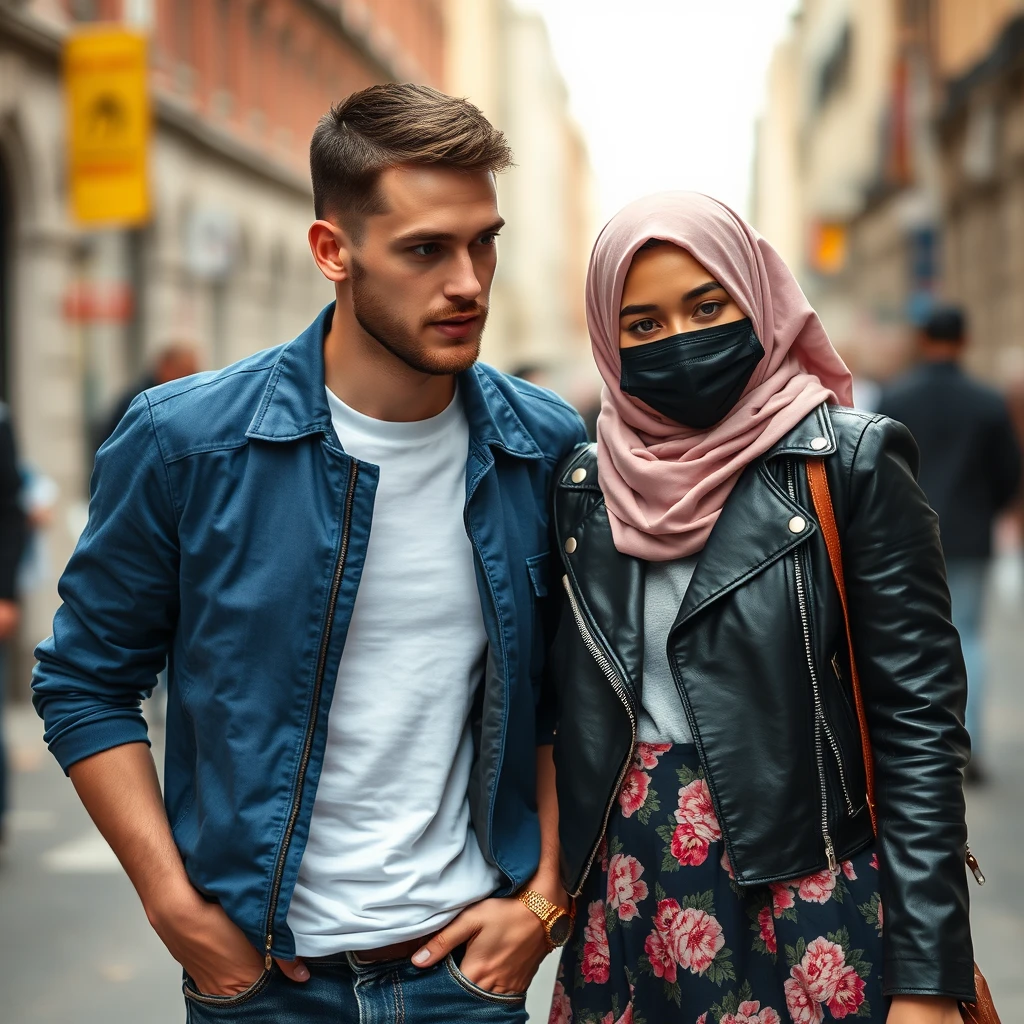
[345,165,503,376]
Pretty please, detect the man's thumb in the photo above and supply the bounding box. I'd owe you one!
[275,957,310,983]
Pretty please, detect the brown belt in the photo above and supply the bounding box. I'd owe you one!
[306,932,438,965]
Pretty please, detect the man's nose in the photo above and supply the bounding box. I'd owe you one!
[445,251,483,302]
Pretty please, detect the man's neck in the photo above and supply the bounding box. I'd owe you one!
[323,301,456,423]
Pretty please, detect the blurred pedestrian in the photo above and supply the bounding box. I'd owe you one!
[547,194,974,1024]
[33,84,581,1021]
[0,400,26,843]
[879,306,1022,783]
[92,341,200,453]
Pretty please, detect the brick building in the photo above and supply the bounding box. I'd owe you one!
[0,0,445,684]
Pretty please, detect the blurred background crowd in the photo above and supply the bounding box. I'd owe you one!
[1,0,1023,1020]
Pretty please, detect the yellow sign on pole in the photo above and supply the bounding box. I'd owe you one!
[65,28,150,226]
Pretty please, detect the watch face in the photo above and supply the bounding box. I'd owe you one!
[549,913,573,947]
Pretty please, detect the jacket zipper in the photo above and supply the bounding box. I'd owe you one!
[262,460,358,969]
[786,460,844,872]
[562,574,637,896]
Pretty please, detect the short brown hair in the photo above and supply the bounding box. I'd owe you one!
[310,83,513,229]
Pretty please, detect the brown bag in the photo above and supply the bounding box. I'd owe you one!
[806,458,1000,1024]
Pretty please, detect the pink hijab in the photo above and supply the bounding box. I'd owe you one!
[588,192,854,560]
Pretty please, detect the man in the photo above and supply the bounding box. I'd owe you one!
[879,305,1021,783]
[0,400,25,841]
[33,84,582,1019]
[92,341,200,454]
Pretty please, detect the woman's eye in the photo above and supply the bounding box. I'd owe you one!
[695,301,724,318]
[631,319,660,335]
[411,243,441,257]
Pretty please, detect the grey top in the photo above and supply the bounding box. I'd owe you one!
[637,555,700,744]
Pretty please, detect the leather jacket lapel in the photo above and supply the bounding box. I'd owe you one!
[676,461,817,627]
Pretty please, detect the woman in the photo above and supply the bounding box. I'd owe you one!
[547,193,974,1024]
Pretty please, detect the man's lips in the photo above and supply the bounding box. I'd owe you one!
[430,313,481,339]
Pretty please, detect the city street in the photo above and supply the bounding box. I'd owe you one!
[3,560,1023,1023]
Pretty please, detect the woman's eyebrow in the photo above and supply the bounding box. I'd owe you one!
[683,280,725,301]
[619,303,658,318]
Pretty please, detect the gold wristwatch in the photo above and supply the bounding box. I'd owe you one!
[517,889,576,949]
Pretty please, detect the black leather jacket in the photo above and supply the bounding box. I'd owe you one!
[548,404,975,1001]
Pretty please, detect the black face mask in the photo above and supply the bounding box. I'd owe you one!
[619,317,765,429]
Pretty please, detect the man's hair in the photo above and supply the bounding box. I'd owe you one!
[922,305,966,344]
[310,83,513,231]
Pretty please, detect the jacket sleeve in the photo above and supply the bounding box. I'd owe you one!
[535,426,588,746]
[0,410,25,601]
[843,415,975,1001]
[32,395,180,773]
[987,399,1022,512]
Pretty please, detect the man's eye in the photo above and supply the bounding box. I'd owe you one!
[411,243,441,257]
[696,301,724,317]
[478,233,499,246]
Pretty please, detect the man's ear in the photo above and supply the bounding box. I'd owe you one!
[309,219,354,283]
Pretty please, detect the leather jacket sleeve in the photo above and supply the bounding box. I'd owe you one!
[841,415,975,999]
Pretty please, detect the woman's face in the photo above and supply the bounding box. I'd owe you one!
[618,243,746,349]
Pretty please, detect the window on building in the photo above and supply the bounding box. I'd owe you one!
[817,24,853,109]
[175,0,194,68]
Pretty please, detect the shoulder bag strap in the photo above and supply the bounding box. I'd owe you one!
[805,457,878,834]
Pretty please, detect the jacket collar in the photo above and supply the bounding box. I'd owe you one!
[764,402,837,459]
[247,302,542,459]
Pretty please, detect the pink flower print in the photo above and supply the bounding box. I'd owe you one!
[769,881,796,918]
[670,779,721,867]
[618,768,651,818]
[644,926,677,983]
[675,907,725,974]
[870,852,880,870]
[581,900,610,985]
[696,1015,709,1024]
[796,868,837,904]
[757,905,777,954]
[605,1004,633,1024]
[720,847,736,880]
[722,1002,782,1024]
[607,853,649,921]
[796,936,848,1002]
[841,860,857,881]
[635,741,672,770]
[784,977,824,1024]
[827,966,867,1018]
[599,837,610,873]
[548,979,572,1024]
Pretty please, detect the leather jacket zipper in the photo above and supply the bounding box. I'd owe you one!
[562,573,637,896]
[787,460,843,872]
[262,460,358,968]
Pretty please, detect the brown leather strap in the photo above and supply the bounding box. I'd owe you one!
[805,458,878,834]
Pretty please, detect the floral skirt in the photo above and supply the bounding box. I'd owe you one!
[550,744,885,1024]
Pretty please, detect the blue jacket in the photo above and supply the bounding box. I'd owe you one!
[33,303,586,961]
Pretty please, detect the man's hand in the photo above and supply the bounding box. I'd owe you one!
[887,995,962,1024]
[0,599,19,641]
[148,883,309,997]
[412,894,554,994]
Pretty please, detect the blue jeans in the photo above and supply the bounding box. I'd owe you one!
[182,950,529,1023]
[945,558,988,759]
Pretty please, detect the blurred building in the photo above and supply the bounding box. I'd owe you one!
[445,0,595,399]
[753,0,1024,386]
[0,0,444,687]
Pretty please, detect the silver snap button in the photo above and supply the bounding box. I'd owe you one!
[788,516,807,534]
[571,467,588,483]
[564,537,578,554]
[810,437,828,451]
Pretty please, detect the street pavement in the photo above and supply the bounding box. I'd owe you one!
[3,560,1023,1023]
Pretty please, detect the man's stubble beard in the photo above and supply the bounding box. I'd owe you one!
[351,260,486,377]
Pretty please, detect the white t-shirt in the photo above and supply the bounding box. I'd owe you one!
[286,386,501,955]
